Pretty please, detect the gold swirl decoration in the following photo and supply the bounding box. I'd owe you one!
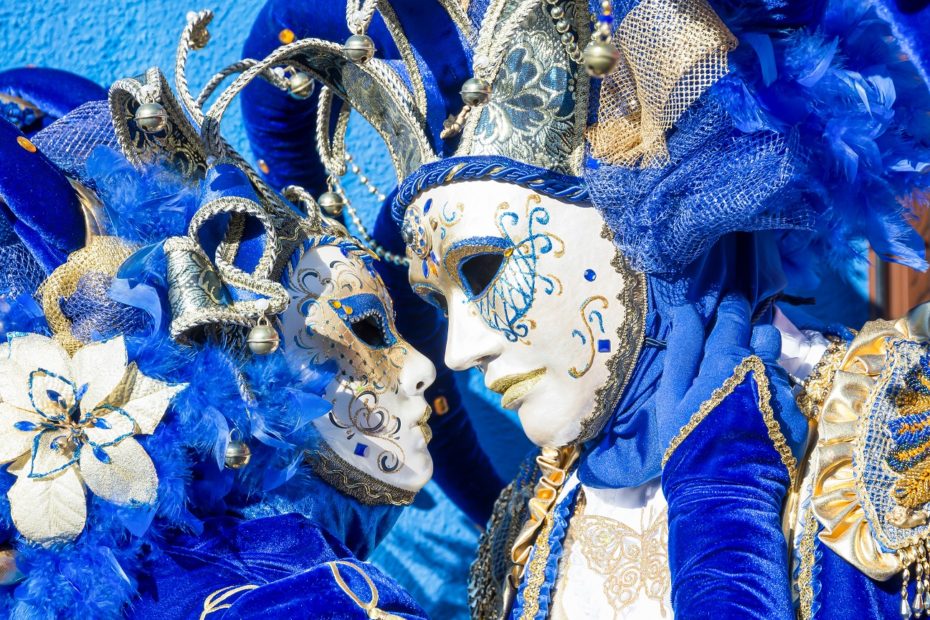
[809,304,930,590]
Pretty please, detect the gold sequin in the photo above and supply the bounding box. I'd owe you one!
[257,158,270,174]
[16,136,36,153]
[796,336,847,421]
[432,395,449,416]
[278,28,295,44]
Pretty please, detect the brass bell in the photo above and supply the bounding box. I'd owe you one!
[460,77,492,107]
[582,40,621,78]
[343,34,376,63]
[224,439,251,469]
[318,190,345,217]
[287,71,314,100]
[134,102,168,133]
[247,315,280,355]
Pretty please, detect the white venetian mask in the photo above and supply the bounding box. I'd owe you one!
[280,233,436,504]
[404,180,645,447]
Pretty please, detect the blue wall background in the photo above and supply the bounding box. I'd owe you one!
[0,1,874,618]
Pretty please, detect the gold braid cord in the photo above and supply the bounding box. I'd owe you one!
[795,336,848,421]
[586,0,737,167]
[661,355,798,488]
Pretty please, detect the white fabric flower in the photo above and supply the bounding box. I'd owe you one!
[0,333,186,544]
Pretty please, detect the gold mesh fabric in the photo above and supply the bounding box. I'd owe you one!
[586,0,737,167]
[38,236,136,354]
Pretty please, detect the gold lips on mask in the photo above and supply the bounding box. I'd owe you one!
[489,369,547,409]
[417,406,433,443]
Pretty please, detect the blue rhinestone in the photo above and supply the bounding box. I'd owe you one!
[424,198,433,213]
[354,442,369,457]
[421,260,429,277]
[584,269,596,281]
[598,339,611,353]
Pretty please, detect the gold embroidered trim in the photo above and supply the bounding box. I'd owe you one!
[328,560,404,620]
[797,505,818,620]
[200,584,259,619]
[796,336,847,421]
[661,356,798,486]
[307,445,415,506]
[576,227,648,444]
[519,504,556,620]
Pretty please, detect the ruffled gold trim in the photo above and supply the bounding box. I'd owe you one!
[503,446,579,617]
[809,304,930,581]
[661,355,797,487]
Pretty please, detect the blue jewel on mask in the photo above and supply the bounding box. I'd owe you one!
[354,442,369,457]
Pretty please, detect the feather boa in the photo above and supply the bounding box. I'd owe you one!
[713,0,930,285]
[0,152,335,618]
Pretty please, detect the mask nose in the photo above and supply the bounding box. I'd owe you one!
[398,346,436,398]
[444,298,503,372]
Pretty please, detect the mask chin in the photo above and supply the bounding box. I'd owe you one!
[306,443,417,506]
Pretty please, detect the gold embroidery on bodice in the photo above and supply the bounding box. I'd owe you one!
[569,503,671,618]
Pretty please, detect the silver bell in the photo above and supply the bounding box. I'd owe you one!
[343,34,376,63]
[247,315,280,355]
[460,77,492,107]
[134,102,168,133]
[224,440,252,469]
[287,71,314,100]
[582,40,621,78]
[318,191,345,217]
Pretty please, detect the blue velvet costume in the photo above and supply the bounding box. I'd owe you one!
[235,0,930,618]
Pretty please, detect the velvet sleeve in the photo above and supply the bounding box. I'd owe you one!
[373,207,505,525]
[661,362,795,619]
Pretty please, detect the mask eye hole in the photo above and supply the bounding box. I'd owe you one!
[413,285,448,317]
[349,314,388,348]
[459,252,505,299]
[329,293,397,350]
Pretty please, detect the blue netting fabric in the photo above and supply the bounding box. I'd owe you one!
[0,242,44,298]
[58,271,152,343]
[31,100,117,185]
[585,94,812,274]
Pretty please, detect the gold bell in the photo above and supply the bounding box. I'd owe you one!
[582,40,621,78]
[134,102,168,133]
[317,190,345,216]
[247,315,280,355]
[343,34,376,63]
[287,71,314,100]
[224,439,251,469]
[460,77,492,107]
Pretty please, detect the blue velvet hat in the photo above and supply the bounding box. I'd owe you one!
[0,68,106,300]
